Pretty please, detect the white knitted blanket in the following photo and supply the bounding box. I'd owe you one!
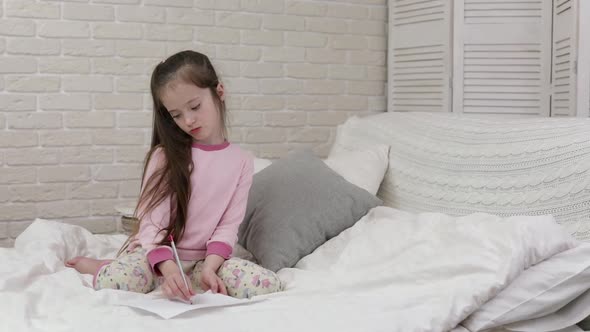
[331,112,590,241]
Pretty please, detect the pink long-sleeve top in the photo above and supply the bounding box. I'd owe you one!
[135,141,254,272]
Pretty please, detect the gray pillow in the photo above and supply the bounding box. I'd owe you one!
[238,150,382,272]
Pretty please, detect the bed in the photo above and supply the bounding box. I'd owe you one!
[2,112,590,332]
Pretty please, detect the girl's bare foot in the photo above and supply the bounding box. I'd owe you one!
[65,256,112,275]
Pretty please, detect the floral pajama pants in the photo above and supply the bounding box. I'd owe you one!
[94,248,283,299]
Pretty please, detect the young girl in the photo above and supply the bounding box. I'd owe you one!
[66,50,282,301]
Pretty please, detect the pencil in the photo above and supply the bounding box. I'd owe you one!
[168,234,191,299]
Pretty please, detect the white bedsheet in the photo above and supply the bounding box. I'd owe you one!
[0,206,584,332]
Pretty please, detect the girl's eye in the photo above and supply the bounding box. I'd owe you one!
[191,104,200,111]
[171,114,180,119]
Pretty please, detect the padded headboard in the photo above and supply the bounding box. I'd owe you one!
[331,112,590,241]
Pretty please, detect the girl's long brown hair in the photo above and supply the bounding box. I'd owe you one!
[118,50,228,255]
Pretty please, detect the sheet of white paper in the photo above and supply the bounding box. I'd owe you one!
[116,290,265,319]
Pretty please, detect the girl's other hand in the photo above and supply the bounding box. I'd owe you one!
[199,266,228,295]
[158,260,194,301]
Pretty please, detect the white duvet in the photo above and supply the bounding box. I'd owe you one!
[0,206,586,332]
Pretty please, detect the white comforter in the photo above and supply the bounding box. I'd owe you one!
[0,207,585,332]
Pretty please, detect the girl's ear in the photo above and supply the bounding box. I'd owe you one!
[216,83,225,101]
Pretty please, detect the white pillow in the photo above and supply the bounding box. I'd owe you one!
[324,144,389,195]
[253,145,389,196]
[462,243,590,331]
[253,158,272,174]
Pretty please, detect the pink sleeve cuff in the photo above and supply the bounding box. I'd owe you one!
[206,241,233,259]
[146,246,174,275]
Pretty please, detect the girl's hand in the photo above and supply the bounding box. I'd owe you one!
[158,260,194,301]
[199,266,228,295]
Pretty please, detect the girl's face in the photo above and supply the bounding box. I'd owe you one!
[160,79,225,145]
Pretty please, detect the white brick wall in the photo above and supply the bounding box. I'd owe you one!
[0,0,387,245]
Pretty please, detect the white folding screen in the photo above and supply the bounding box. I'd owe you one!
[387,0,589,116]
[550,0,578,116]
[387,0,452,113]
[453,0,552,116]
[578,0,590,117]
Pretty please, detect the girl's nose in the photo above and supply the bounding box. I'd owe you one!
[185,115,196,127]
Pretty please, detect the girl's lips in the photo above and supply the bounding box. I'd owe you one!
[190,127,201,134]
